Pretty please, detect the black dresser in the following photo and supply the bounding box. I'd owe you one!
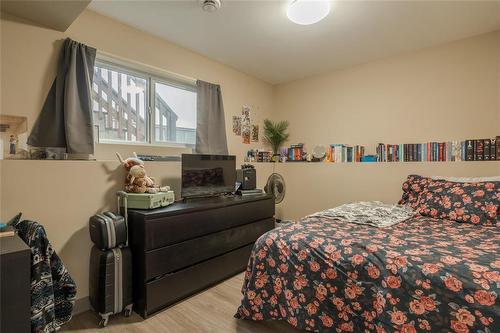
[0,234,31,333]
[127,194,275,318]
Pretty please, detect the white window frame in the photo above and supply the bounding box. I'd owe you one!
[93,52,197,148]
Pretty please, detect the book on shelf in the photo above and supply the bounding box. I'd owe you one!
[451,141,462,162]
[475,140,484,161]
[490,138,497,160]
[466,140,474,161]
[484,139,490,161]
[346,146,353,162]
[496,136,500,160]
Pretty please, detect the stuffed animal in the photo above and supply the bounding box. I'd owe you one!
[117,152,158,194]
[124,165,146,193]
[116,152,143,171]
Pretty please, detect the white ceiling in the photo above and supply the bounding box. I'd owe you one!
[89,0,500,84]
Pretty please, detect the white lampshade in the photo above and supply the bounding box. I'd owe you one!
[287,0,331,25]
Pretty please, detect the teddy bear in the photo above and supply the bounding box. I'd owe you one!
[124,165,148,193]
[116,152,159,194]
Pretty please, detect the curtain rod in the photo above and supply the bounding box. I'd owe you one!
[96,50,198,86]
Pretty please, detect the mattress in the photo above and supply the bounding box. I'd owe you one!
[236,214,499,332]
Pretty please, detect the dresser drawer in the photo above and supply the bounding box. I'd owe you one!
[144,218,273,281]
[144,244,253,317]
[143,198,274,250]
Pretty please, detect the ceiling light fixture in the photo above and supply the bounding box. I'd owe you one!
[287,0,330,25]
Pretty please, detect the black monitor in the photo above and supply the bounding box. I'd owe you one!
[181,154,236,198]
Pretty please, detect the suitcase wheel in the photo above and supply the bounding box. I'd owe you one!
[99,317,108,328]
[98,313,111,328]
[124,304,133,317]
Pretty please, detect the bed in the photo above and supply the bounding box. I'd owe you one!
[236,176,499,332]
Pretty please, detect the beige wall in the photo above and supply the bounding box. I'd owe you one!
[0,159,273,305]
[274,31,500,146]
[272,31,500,220]
[273,162,500,220]
[0,10,273,161]
[0,159,273,304]
[1,9,499,306]
[0,9,274,302]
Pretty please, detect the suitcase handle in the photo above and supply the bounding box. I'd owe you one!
[116,191,128,247]
[103,212,117,219]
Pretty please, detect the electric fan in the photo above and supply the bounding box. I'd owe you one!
[264,173,286,204]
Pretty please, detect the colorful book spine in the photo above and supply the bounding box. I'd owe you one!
[465,140,474,161]
[484,139,490,161]
[497,136,500,160]
[475,140,484,161]
[490,138,497,160]
[346,146,353,162]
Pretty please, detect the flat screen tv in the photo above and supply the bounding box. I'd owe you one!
[181,154,236,198]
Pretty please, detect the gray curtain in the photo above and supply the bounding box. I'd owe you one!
[195,80,228,155]
[28,38,97,154]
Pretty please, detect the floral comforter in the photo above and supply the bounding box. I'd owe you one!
[235,214,499,332]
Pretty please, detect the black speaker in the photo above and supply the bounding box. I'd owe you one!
[236,167,256,190]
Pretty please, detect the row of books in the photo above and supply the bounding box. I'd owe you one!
[247,137,500,163]
[377,143,453,162]
[468,138,500,161]
[328,144,366,163]
[245,149,273,162]
[256,151,273,162]
[377,137,499,162]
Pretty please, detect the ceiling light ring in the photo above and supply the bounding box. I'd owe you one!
[200,0,221,13]
[287,0,331,26]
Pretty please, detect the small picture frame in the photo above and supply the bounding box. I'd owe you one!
[241,106,251,126]
[251,125,259,142]
[242,126,251,144]
[232,116,242,136]
[0,115,29,159]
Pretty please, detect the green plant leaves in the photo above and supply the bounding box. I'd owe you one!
[263,119,290,154]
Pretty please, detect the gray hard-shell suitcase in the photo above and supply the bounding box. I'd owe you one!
[89,212,127,250]
[89,192,129,250]
[89,191,132,327]
[89,246,133,327]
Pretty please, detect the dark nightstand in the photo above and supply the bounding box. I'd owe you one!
[0,234,31,333]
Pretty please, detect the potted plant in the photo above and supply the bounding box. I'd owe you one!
[263,119,290,162]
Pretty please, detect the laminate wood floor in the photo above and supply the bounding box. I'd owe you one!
[62,273,302,333]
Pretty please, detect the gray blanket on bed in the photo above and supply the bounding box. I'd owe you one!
[310,201,415,227]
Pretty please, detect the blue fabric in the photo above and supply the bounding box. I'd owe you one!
[14,220,76,332]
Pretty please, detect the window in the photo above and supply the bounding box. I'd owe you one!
[92,59,197,146]
[154,81,197,145]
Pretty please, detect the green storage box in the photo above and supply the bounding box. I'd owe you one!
[126,191,175,210]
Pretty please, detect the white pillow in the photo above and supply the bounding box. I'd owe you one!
[430,176,500,182]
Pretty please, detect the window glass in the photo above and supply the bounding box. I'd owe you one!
[92,64,148,143]
[154,81,197,145]
[92,59,197,146]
